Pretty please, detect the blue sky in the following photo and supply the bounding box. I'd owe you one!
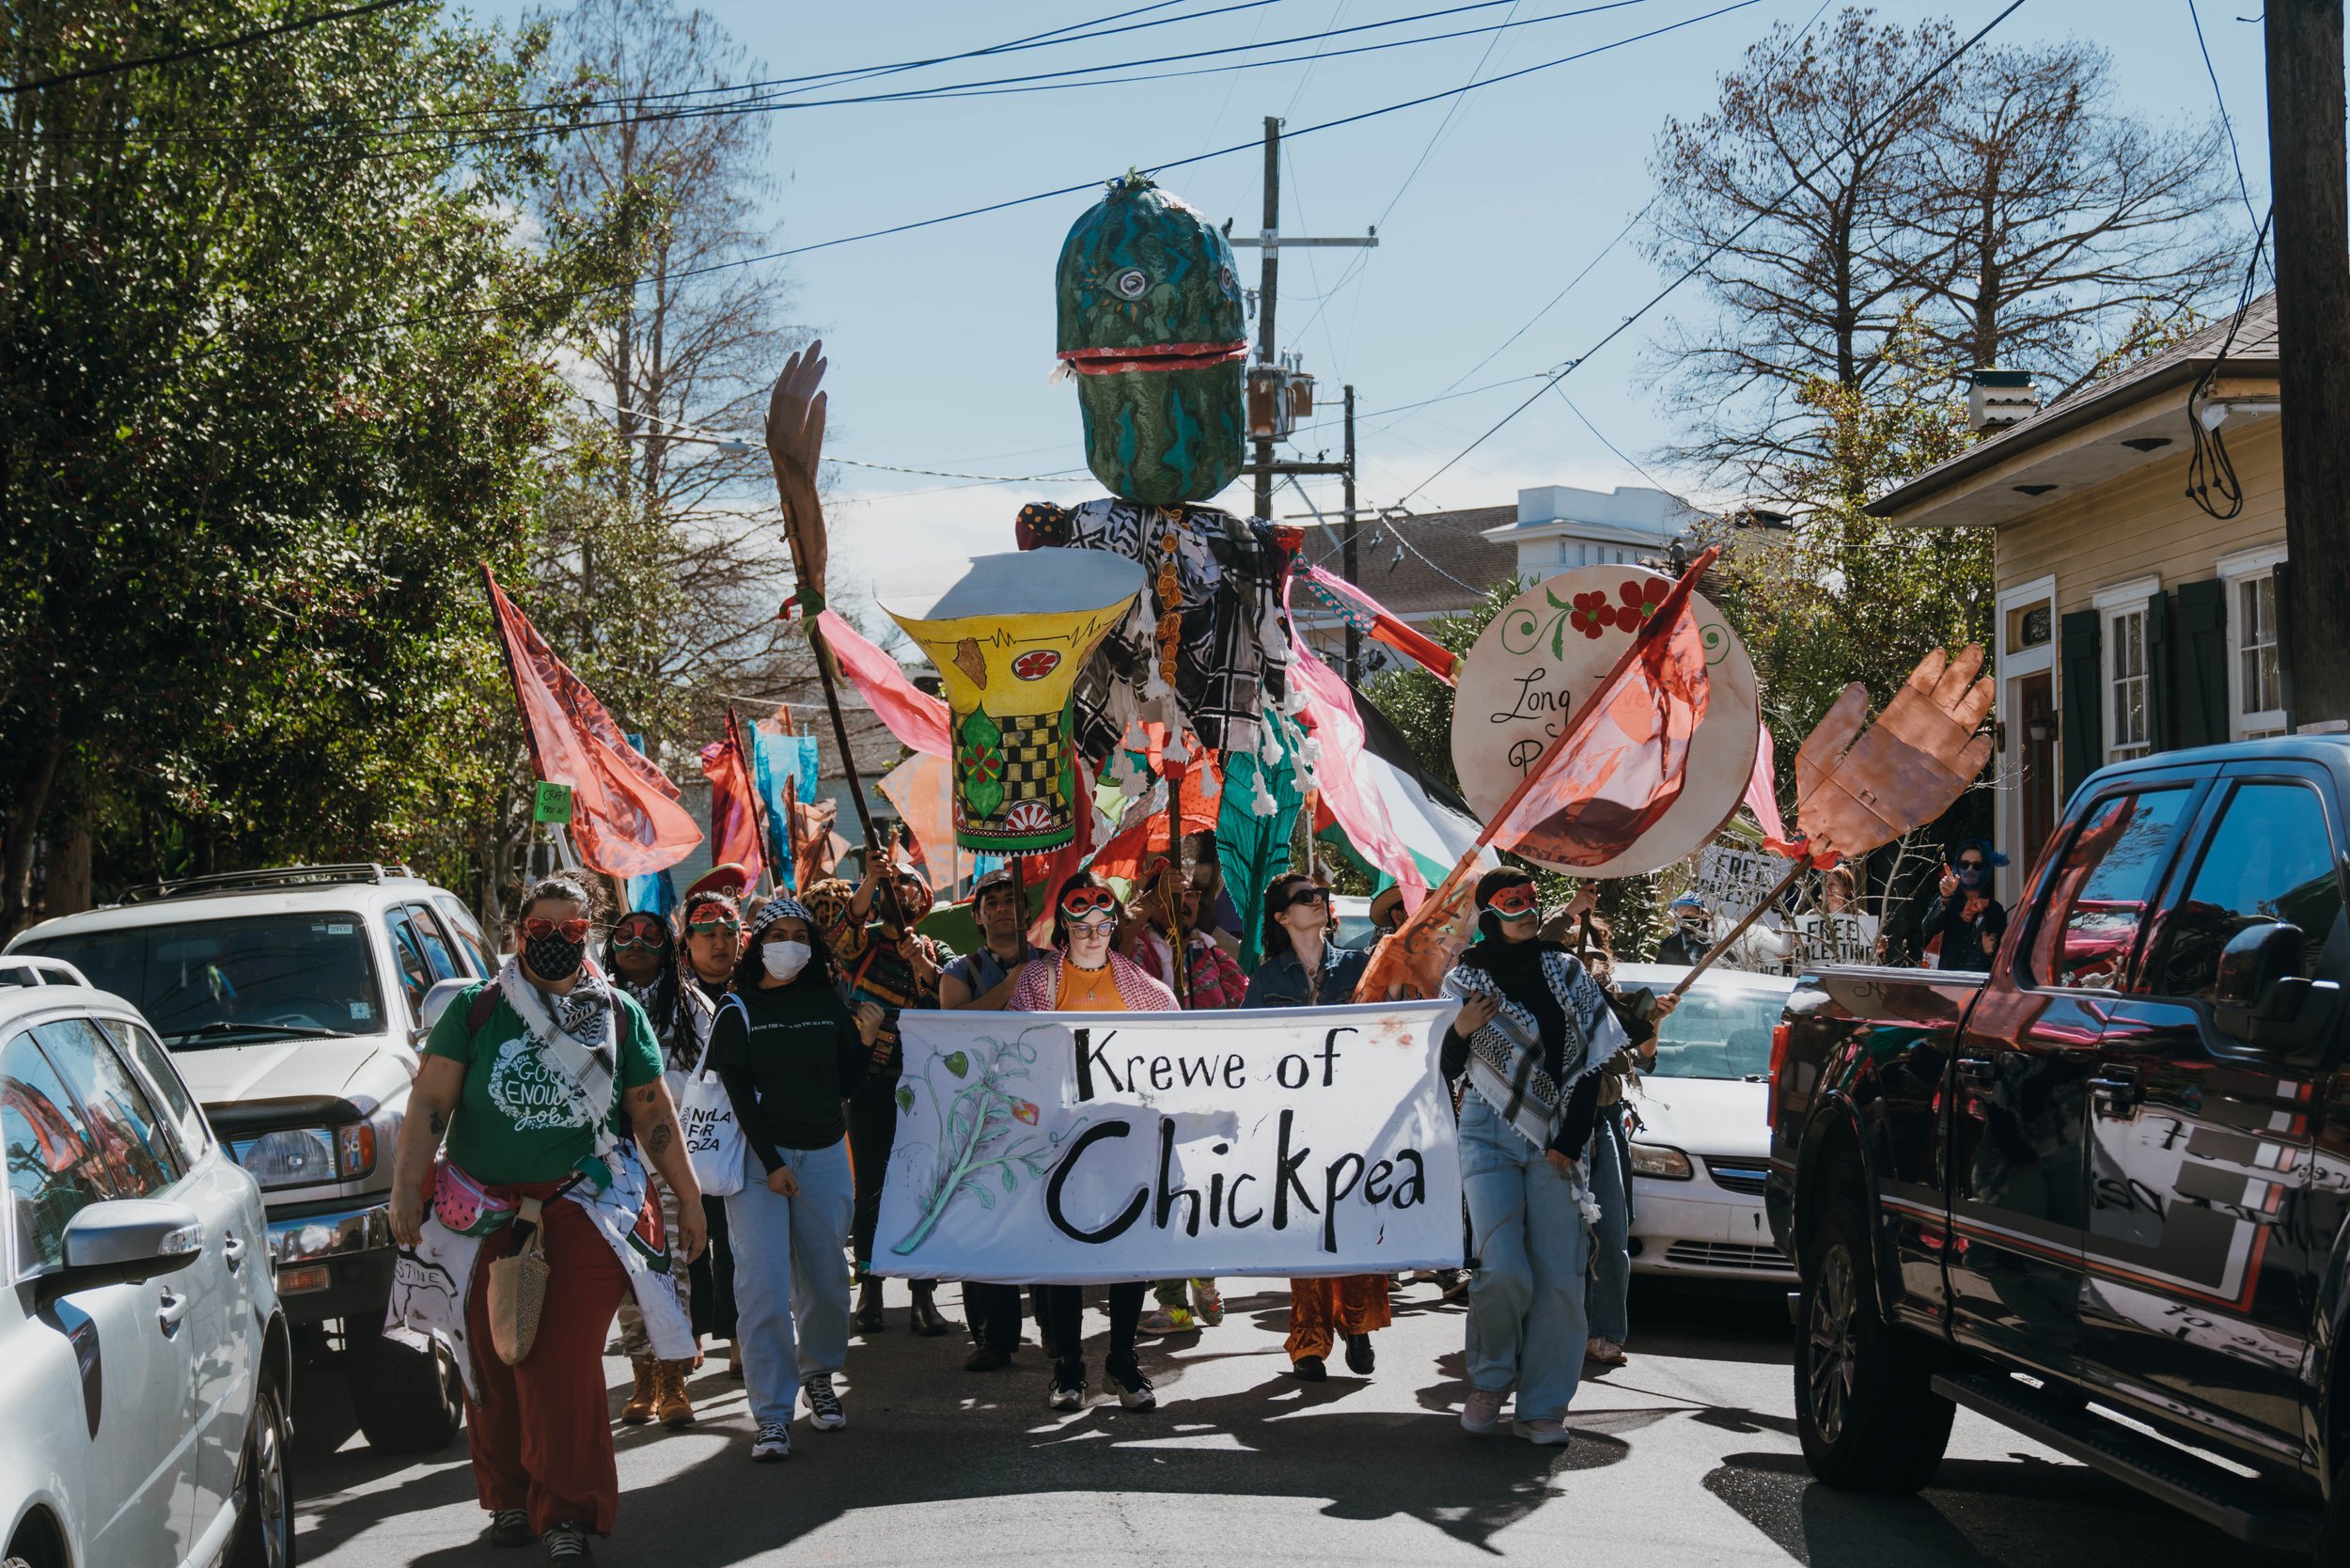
[473,0,2273,604]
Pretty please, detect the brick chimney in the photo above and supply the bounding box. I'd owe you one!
[1968,368,2040,433]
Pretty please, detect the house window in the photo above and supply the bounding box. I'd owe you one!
[2107,602,2150,762]
[2219,544,2288,740]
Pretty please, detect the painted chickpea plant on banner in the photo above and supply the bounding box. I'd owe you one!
[870,1002,1465,1285]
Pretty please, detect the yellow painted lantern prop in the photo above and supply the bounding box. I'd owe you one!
[883,552,1146,854]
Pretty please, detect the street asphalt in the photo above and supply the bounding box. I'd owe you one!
[291,1275,2299,1566]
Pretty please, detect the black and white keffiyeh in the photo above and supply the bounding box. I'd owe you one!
[1017,497,1293,763]
[1440,948,1629,1154]
[496,958,620,1168]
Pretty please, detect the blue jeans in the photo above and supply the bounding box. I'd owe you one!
[723,1137,854,1428]
[1585,1103,1632,1344]
[1459,1093,1590,1421]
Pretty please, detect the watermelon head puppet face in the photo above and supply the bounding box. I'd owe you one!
[1057,173,1247,509]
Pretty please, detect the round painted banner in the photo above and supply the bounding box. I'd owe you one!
[1448,566,1760,877]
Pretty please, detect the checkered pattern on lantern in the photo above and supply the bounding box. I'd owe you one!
[998,709,1063,803]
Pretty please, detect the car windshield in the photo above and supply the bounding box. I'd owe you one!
[20,914,381,1047]
[1642,982,1787,1080]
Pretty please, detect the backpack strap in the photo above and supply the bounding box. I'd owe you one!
[464,980,501,1034]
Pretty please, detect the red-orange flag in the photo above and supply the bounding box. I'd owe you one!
[1486,548,1716,866]
[699,708,767,891]
[484,567,702,878]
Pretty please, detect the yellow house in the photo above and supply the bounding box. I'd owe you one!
[1868,295,2283,880]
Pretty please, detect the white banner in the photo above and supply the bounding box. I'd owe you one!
[1694,844,1787,924]
[869,1000,1465,1285]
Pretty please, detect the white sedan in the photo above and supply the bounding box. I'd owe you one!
[1611,963,1796,1282]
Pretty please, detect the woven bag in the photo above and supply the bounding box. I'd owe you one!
[486,1196,551,1366]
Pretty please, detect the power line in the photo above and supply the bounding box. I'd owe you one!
[328,0,1762,342]
[6,0,422,95]
[1558,387,1673,493]
[1391,0,2030,510]
[2186,0,2262,238]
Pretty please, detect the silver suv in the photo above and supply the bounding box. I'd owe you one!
[0,955,291,1568]
[8,863,497,1455]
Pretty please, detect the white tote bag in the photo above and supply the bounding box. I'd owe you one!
[676,997,746,1198]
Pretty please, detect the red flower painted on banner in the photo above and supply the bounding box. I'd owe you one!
[1568,589,1614,639]
[1616,576,1671,626]
[958,738,1003,787]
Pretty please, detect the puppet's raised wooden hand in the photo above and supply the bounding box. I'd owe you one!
[1794,646,1996,861]
[766,338,830,598]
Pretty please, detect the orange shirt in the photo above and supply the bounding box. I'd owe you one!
[1055,959,1124,1012]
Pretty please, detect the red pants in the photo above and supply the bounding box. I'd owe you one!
[1285,1274,1393,1361]
[463,1181,628,1536]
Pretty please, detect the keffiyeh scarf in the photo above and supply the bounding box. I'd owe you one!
[497,958,621,1174]
[1440,947,1629,1153]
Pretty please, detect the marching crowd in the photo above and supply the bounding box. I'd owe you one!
[384,836,1676,1562]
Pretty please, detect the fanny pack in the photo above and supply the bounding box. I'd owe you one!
[432,1160,517,1238]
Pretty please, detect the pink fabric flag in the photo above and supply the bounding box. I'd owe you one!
[1745,721,1788,842]
[698,709,766,891]
[1288,628,1430,910]
[1296,565,1460,684]
[877,751,961,893]
[817,609,950,758]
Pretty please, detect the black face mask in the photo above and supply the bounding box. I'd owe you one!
[525,931,588,982]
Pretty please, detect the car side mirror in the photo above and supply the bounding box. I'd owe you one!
[416,977,473,1041]
[2214,921,2341,1049]
[39,1199,203,1304]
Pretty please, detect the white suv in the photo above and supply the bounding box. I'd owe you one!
[8,863,498,1455]
[0,955,291,1568]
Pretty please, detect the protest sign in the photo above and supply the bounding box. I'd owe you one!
[870,1001,1465,1285]
[1793,913,1881,967]
[1693,844,1788,924]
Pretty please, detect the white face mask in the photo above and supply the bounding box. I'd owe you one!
[760,940,812,982]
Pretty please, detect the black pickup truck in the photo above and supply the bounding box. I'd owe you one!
[1766,737,2350,1559]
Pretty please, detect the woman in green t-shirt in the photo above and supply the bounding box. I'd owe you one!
[387,875,707,1562]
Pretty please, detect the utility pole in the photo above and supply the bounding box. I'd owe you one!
[2266,0,2350,730]
[1342,384,1360,683]
[1251,116,1282,524]
[1228,115,1376,520]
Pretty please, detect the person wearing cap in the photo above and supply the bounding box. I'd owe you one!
[679,883,747,1370]
[938,866,1053,1372]
[707,897,885,1461]
[1242,873,1391,1381]
[1656,890,1714,966]
[1369,884,1408,942]
[1439,868,1639,1448]
[803,842,957,1336]
[1007,872,1177,1411]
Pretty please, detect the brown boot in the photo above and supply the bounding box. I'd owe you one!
[909,1279,950,1337]
[656,1359,696,1429]
[620,1358,659,1425]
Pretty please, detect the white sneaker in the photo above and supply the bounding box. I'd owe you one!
[1461,1387,1507,1435]
[749,1423,791,1463]
[1047,1364,1087,1410]
[802,1372,847,1430]
[1513,1417,1572,1447]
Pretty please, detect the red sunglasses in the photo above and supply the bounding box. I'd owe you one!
[1059,887,1119,918]
[520,916,592,942]
[1481,884,1539,918]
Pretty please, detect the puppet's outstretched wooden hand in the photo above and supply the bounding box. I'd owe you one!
[1794,646,1996,861]
[766,339,829,596]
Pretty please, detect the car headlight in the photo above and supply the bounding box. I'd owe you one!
[235,1128,337,1189]
[1629,1142,1694,1180]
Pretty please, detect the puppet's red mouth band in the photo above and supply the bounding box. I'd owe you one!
[1057,340,1250,376]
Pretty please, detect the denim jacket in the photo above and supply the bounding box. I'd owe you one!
[1243,941,1370,1009]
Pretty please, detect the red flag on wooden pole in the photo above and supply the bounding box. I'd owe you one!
[699,708,768,892]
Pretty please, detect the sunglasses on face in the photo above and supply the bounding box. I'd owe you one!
[611,927,666,949]
[1060,887,1120,919]
[1482,885,1539,919]
[1282,887,1330,911]
[1957,859,1986,870]
[686,915,741,934]
[521,917,591,942]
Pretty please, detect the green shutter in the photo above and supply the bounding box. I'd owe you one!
[2171,578,2229,748]
[2060,609,2103,798]
[2145,588,2174,754]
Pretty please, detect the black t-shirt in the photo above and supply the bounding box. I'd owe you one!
[706,978,869,1167]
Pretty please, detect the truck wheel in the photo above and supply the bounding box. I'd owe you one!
[350,1327,464,1454]
[1795,1200,1952,1492]
[227,1383,293,1568]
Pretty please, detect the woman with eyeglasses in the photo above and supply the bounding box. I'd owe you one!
[387,875,706,1561]
[603,910,712,1429]
[707,898,885,1462]
[1438,868,1630,1450]
[1005,872,1177,1410]
[679,887,747,1372]
[1239,873,1391,1381]
[1924,839,2010,972]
